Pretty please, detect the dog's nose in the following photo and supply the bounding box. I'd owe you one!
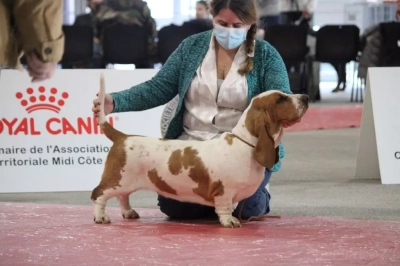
[301,94,309,104]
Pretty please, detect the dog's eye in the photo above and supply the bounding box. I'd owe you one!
[276,96,287,104]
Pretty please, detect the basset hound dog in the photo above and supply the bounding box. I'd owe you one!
[92,74,309,228]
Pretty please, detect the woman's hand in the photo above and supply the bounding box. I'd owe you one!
[302,10,311,19]
[92,93,114,117]
[26,53,57,82]
[283,118,301,128]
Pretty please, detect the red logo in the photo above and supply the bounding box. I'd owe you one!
[0,86,115,136]
[16,86,69,114]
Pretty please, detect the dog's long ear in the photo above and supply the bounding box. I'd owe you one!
[253,111,279,170]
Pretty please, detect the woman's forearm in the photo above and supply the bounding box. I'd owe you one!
[109,41,186,113]
[110,77,179,113]
[306,0,317,13]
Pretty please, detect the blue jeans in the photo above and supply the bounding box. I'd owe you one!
[157,169,272,220]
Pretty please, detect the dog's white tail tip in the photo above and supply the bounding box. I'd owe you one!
[98,73,106,125]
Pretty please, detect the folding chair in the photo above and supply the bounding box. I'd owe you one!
[313,25,360,102]
[102,23,150,68]
[181,18,213,35]
[157,24,195,65]
[61,25,94,67]
[379,22,400,67]
[264,25,310,95]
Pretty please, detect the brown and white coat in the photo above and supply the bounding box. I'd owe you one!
[91,74,309,228]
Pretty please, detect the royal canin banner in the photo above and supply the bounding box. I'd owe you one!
[0,69,163,193]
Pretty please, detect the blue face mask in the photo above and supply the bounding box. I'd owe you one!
[213,24,247,50]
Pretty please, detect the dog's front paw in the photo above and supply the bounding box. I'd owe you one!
[122,209,140,219]
[219,215,242,228]
[94,213,111,224]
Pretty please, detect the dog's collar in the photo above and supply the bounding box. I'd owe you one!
[232,134,255,148]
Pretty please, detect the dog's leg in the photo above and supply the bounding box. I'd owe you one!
[117,194,140,219]
[91,185,119,224]
[214,195,241,228]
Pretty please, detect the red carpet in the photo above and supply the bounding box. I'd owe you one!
[0,202,399,265]
[285,105,363,132]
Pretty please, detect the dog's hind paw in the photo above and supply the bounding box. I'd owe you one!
[122,209,140,219]
[219,215,242,228]
[94,213,111,224]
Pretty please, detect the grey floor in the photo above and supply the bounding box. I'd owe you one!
[1,69,399,222]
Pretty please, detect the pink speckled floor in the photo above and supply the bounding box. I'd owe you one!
[285,105,363,132]
[0,202,399,265]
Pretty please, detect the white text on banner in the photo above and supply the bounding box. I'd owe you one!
[0,69,166,193]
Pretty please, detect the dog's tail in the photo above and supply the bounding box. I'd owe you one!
[98,73,125,142]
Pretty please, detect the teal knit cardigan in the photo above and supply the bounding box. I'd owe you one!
[109,30,292,172]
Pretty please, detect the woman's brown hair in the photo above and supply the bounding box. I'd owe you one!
[210,0,258,75]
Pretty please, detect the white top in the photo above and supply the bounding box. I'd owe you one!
[177,33,250,141]
[280,0,318,13]
[257,0,280,16]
